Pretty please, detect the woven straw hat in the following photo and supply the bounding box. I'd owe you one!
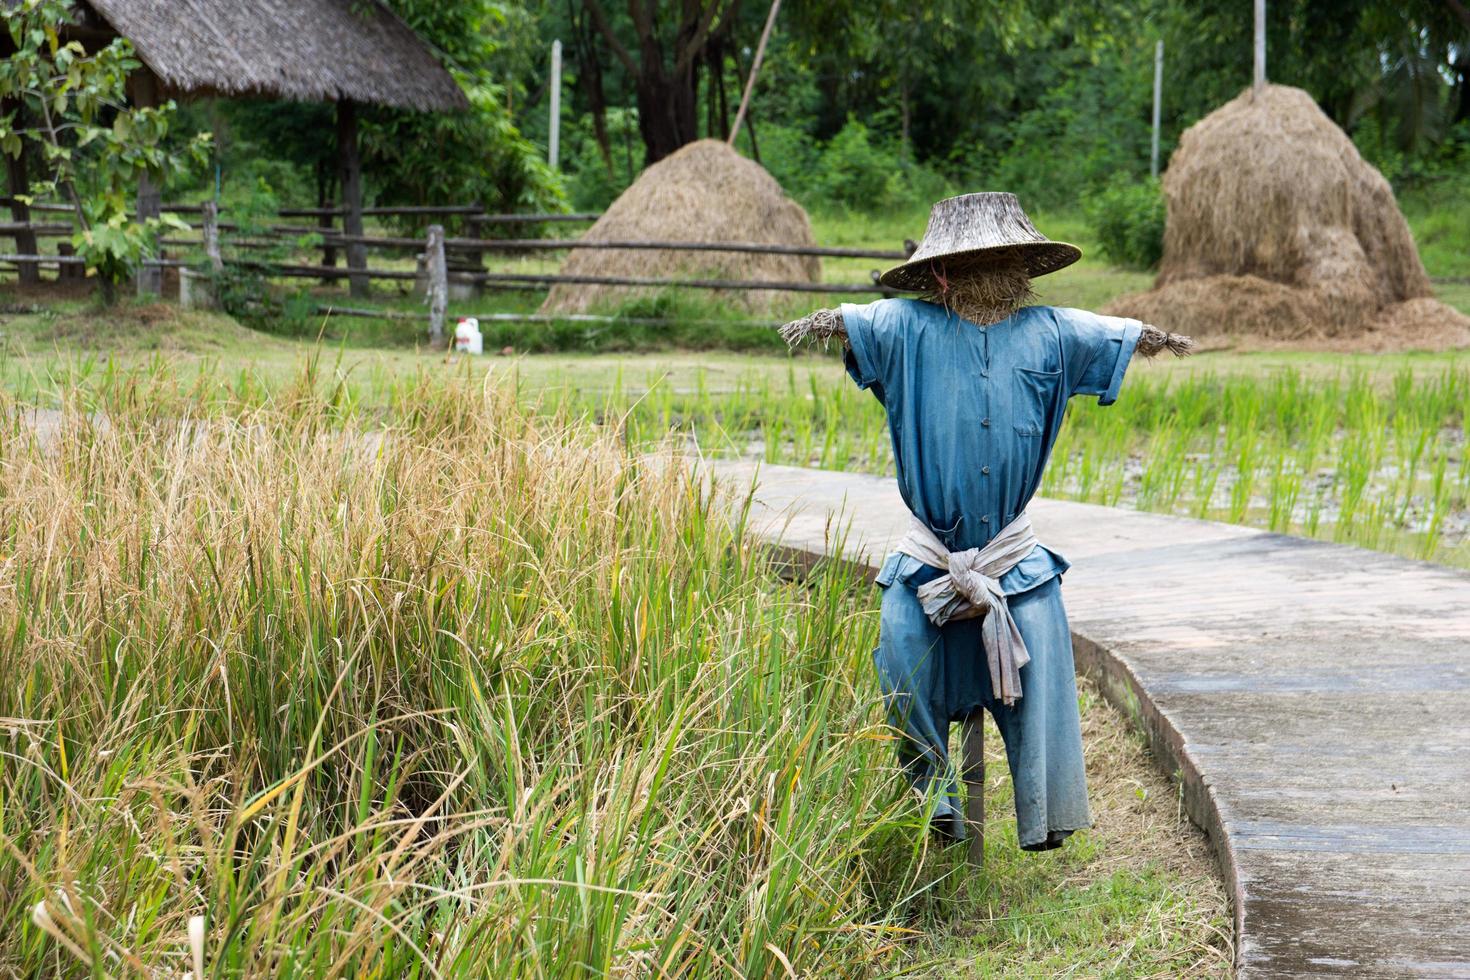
[879,192,1082,292]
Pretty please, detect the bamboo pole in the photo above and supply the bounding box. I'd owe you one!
[728,0,781,147]
[1253,0,1266,96]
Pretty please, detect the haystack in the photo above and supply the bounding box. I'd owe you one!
[540,140,820,315]
[1107,84,1470,350]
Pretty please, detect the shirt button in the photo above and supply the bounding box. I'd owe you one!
[981,418,991,427]
[981,466,991,475]
[981,515,991,524]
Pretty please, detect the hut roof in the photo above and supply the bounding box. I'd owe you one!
[76,0,469,112]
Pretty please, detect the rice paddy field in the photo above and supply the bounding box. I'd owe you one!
[526,354,1470,571]
[0,358,1230,977]
[2,208,1466,974]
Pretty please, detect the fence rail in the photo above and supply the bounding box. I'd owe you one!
[1,197,912,339]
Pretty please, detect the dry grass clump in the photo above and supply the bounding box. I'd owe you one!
[1107,84,1470,351]
[539,139,820,315]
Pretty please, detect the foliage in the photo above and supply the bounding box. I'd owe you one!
[361,78,564,232]
[0,0,209,300]
[352,0,565,229]
[206,177,322,331]
[1084,177,1166,270]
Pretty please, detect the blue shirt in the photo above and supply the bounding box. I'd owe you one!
[842,299,1142,595]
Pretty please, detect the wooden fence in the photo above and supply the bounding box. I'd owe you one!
[0,199,915,338]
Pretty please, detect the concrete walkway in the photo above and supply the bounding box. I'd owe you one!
[712,460,1470,979]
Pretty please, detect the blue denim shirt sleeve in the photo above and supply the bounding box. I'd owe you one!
[841,299,907,398]
[1057,308,1143,406]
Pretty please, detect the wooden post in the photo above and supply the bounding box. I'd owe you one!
[549,40,563,169]
[962,714,985,866]
[425,223,447,346]
[1253,0,1266,96]
[202,200,223,272]
[1151,40,1164,179]
[728,0,781,147]
[57,241,83,280]
[132,69,163,296]
[337,99,368,298]
[319,208,338,284]
[3,102,39,284]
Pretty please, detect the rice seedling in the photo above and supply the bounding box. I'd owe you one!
[530,357,1470,571]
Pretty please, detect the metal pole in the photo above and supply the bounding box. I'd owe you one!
[1151,40,1164,179]
[549,40,562,169]
[1253,0,1266,96]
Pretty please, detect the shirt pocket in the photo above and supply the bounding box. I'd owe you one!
[1013,366,1062,437]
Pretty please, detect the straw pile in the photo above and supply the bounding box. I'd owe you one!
[540,140,820,315]
[1107,84,1470,351]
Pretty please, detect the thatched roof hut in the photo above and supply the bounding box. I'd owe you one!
[49,0,468,112]
[2,0,470,297]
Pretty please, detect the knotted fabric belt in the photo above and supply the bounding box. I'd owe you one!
[893,511,1039,705]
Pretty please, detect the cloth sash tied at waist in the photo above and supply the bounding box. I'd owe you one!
[893,511,1039,706]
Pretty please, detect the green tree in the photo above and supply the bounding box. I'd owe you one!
[0,0,208,301]
[364,0,563,224]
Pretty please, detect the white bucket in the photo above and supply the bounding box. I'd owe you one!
[453,317,483,355]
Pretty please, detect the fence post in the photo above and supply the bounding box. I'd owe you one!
[426,223,447,345]
[202,200,223,272]
[319,206,338,284]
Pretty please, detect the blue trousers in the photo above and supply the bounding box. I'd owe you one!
[875,568,1092,850]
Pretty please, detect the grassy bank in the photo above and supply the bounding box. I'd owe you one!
[0,363,1227,976]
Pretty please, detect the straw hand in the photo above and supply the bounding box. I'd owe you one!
[778,308,847,349]
[1137,324,1194,358]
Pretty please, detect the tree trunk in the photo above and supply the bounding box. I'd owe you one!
[714,38,732,138]
[1455,54,1470,125]
[337,99,368,299]
[572,4,615,175]
[584,0,731,166]
[634,55,700,165]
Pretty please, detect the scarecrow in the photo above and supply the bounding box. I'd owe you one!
[780,193,1193,849]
